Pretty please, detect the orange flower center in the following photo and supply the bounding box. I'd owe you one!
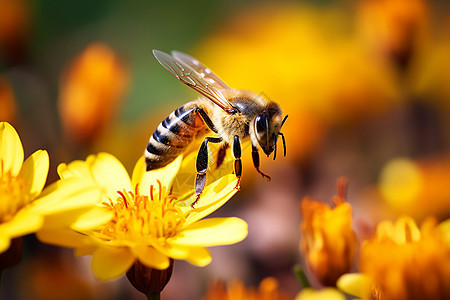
[98,181,185,243]
[0,170,31,223]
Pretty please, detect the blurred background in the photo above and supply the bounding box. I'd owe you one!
[1,0,450,299]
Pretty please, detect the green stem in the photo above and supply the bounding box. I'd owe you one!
[294,265,311,289]
[146,292,161,300]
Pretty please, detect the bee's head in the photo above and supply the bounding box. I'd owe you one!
[253,102,288,159]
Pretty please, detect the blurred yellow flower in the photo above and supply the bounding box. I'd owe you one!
[379,156,450,219]
[336,273,373,300]
[299,178,357,286]
[58,42,129,145]
[0,76,16,124]
[37,152,247,280]
[295,288,346,300]
[349,216,450,300]
[195,3,399,160]
[202,277,290,300]
[0,122,49,254]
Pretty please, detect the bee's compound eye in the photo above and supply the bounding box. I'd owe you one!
[255,114,267,134]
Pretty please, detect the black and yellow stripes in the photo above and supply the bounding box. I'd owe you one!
[145,103,206,171]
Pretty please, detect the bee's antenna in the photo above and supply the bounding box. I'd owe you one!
[278,132,286,157]
[273,133,278,160]
[281,115,288,128]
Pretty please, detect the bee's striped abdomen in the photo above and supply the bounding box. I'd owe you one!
[145,102,207,170]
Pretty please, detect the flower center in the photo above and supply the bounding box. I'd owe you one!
[0,170,32,223]
[98,181,185,244]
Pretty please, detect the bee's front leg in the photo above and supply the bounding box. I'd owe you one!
[193,136,222,208]
[251,145,271,181]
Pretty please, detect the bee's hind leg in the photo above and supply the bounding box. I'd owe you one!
[193,136,222,208]
[252,146,271,181]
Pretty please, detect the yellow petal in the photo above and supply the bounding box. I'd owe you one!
[336,273,372,299]
[0,237,11,253]
[150,240,193,260]
[295,288,346,300]
[87,153,132,199]
[170,217,248,247]
[184,246,212,267]
[36,228,89,249]
[91,246,135,280]
[138,155,183,197]
[57,160,93,181]
[0,122,24,176]
[438,219,450,246]
[70,207,113,231]
[38,205,111,232]
[131,245,170,270]
[31,178,103,214]
[19,149,49,198]
[131,155,146,187]
[183,175,238,225]
[394,216,421,243]
[0,208,43,238]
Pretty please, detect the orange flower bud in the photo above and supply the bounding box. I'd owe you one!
[58,43,129,145]
[299,178,357,286]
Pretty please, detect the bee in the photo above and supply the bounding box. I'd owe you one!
[145,50,287,205]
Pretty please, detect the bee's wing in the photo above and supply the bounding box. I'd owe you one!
[171,50,231,91]
[153,49,235,113]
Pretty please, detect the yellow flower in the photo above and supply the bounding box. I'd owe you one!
[299,178,357,286]
[202,277,290,300]
[339,217,450,300]
[0,122,49,254]
[1,121,107,260]
[37,152,248,280]
[379,156,450,219]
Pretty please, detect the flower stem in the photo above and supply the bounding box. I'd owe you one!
[147,292,160,300]
[294,265,311,288]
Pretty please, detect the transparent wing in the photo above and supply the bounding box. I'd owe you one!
[153,50,234,113]
[171,50,231,91]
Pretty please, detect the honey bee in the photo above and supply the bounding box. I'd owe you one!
[145,50,287,205]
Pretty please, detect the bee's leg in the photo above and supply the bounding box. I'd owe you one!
[252,146,271,181]
[216,144,229,168]
[195,107,218,133]
[193,136,222,208]
[233,135,243,190]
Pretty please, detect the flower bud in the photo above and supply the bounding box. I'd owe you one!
[126,259,174,296]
